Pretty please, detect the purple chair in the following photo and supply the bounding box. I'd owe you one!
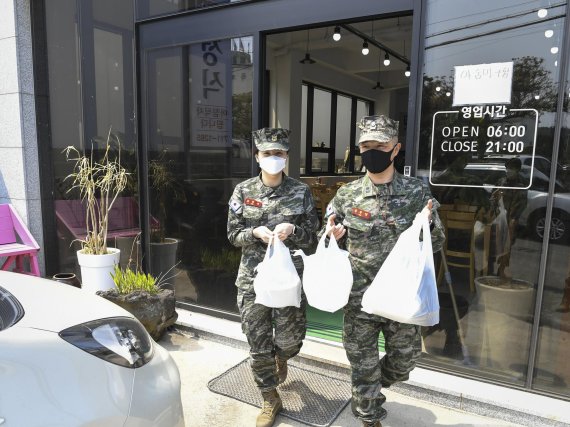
[0,203,40,276]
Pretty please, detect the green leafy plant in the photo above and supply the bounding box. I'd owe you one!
[111,264,159,294]
[64,128,129,255]
[110,234,179,294]
[200,247,241,272]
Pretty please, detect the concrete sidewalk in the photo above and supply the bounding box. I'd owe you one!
[159,326,539,427]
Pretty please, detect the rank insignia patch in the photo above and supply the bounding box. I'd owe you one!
[351,207,371,220]
[245,198,263,208]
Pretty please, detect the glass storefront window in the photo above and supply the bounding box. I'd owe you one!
[47,0,137,277]
[419,0,567,390]
[534,32,570,396]
[144,37,254,312]
[300,83,371,176]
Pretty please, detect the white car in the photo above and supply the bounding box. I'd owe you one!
[0,271,185,427]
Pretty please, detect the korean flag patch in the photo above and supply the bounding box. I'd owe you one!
[325,203,335,217]
[229,199,243,214]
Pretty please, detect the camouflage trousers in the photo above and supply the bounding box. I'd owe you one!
[343,308,422,422]
[237,288,307,392]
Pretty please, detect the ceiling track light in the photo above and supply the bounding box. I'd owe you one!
[383,52,390,66]
[341,24,410,68]
[361,40,369,55]
[333,26,341,41]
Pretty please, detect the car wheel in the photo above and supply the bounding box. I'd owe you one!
[533,211,567,242]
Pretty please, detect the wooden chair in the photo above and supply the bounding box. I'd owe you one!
[0,204,40,276]
[310,184,336,223]
[437,207,490,293]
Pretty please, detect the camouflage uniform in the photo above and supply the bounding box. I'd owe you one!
[321,168,445,422]
[227,128,319,392]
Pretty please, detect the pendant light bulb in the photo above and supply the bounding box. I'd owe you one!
[383,52,390,66]
[333,26,341,41]
[361,40,369,55]
[405,65,411,77]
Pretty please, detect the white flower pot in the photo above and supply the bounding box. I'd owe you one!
[77,248,121,293]
[474,276,535,376]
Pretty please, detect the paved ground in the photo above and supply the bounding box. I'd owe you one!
[159,328,524,427]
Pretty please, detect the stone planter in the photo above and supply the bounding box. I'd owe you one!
[474,275,535,376]
[97,288,178,341]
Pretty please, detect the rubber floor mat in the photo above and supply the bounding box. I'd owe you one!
[207,358,352,427]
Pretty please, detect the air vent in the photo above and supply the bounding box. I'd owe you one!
[0,286,24,331]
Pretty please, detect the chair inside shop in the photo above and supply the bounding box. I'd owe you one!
[437,206,490,293]
[310,184,336,224]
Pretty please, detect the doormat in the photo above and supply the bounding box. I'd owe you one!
[207,358,352,427]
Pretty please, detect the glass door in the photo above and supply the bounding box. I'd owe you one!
[138,0,417,318]
[140,38,254,313]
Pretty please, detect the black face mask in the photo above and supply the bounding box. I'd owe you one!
[361,147,395,174]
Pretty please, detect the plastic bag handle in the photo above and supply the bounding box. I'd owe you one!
[262,235,275,263]
[421,215,432,256]
[316,230,341,254]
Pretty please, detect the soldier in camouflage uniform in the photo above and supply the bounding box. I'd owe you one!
[320,115,446,427]
[227,127,319,427]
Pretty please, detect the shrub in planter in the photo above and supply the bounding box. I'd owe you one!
[97,265,177,341]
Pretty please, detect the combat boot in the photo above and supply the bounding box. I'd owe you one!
[361,407,387,427]
[256,389,282,427]
[276,356,288,384]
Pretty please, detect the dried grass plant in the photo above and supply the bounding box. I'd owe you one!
[64,129,129,255]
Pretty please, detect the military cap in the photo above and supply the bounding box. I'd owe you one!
[252,128,290,151]
[357,115,399,144]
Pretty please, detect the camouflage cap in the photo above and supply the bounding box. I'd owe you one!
[252,128,290,151]
[357,115,399,144]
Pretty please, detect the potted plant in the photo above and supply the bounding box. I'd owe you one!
[64,129,128,293]
[474,272,535,375]
[147,148,187,280]
[97,263,178,341]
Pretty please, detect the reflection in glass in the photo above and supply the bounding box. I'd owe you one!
[534,18,570,395]
[419,0,566,391]
[145,37,253,313]
[47,1,137,277]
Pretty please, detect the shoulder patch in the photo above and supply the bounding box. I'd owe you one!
[325,203,335,217]
[229,199,243,214]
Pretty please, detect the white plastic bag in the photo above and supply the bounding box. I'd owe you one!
[254,237,302,308]
[294,233,353,312]
[361,214,439,326]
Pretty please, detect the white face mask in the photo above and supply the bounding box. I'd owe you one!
[258,156,287,174]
